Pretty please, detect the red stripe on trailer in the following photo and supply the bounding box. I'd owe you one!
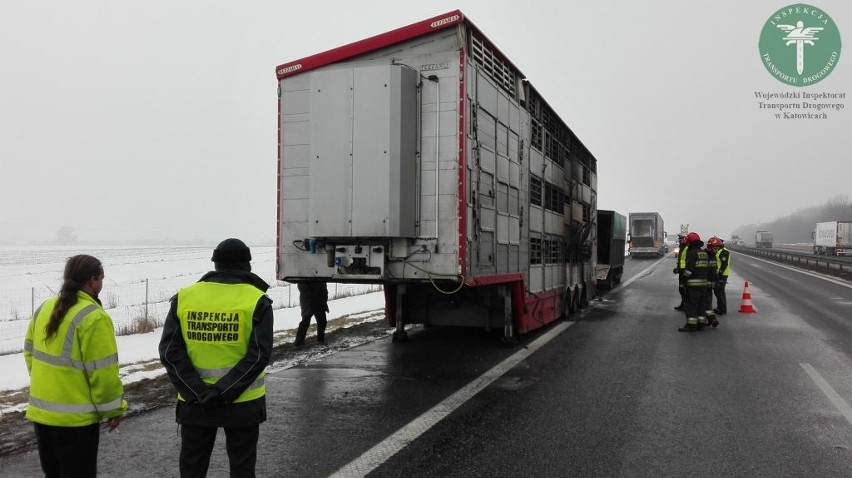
[275,10,465,80]
[465,273,525,287]
[457,49,467,276]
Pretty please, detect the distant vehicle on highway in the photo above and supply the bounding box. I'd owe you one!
[755,230,774,249]
[813,221,852,256]
[627,212,666,258]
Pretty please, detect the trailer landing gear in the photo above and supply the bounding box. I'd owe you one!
[500,285,516,347]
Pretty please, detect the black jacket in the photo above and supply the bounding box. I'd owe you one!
[159,269,273,427]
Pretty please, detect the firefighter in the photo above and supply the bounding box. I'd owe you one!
[678,232,712,332]
[703,238,720,328]
[708,236,731,316]
[24,255,127,478]
[159,238,273,478]
[673,234,688,310]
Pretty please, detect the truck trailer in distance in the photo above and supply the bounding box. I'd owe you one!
[596,210,626,289]
[755,230,773,249]
[627,212,665,258]
[813,221,852,256]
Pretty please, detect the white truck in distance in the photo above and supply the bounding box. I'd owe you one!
[813,221,852,256]
[754,230,773,249]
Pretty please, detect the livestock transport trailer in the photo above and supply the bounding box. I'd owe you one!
[275,10,599,342]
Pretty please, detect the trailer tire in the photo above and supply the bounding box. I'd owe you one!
[580,285,589,309]
[569,289,579,314]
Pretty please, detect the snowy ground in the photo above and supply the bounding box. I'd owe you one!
[0,245,380,354]
[0,245,387,400]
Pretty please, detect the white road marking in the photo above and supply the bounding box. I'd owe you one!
[329,321,575,477]
[800,363,852,427]
[735,252,852,289]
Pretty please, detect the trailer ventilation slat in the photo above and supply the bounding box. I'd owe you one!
[470,34,516,100]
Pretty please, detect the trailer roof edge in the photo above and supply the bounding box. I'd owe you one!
[275,10,465,79]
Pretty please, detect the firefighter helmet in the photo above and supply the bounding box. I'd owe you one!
[707,236,723,247]
[686,232,701,243]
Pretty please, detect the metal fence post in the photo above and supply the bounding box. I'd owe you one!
[145,278,149,321]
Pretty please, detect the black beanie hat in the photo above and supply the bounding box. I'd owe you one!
[212,238,252,263]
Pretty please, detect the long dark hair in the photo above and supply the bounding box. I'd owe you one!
[45,255,103,341]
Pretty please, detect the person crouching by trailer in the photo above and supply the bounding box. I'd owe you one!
[678,232,712,332]
[673,234,688,311]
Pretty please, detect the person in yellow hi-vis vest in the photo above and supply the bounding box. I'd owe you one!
[24,254,127,478]
[159,238,273,478]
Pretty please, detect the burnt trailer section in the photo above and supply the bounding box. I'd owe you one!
[276,10,599,342]
[595,210,626,289]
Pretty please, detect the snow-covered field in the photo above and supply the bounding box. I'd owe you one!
[0,245,379,354]
[0,245,386,395]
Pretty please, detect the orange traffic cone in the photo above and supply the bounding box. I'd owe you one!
[738,281,758,313]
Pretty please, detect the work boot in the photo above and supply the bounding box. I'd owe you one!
[678,318,698,332]
[674,305,684,311]
[711,318,719,327]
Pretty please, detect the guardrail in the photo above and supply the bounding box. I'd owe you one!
[730,245,852,280]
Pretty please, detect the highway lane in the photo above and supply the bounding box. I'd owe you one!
[367,255,852,477]
[2,254,851,477]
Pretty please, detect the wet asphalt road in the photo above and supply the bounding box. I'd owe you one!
[2,253,852,477]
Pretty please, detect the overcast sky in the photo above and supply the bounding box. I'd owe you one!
[1,1,849,244]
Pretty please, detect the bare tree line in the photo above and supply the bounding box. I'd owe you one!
[730,195,852,244]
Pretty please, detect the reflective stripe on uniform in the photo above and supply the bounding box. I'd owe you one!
[27,304,118,372]
[29,348,118,371]
[29,396,125,414]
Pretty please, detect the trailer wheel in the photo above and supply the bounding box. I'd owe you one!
[562,291,572,320]
[571,289,581,313]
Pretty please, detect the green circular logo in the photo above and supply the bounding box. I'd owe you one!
[759,4,842,87]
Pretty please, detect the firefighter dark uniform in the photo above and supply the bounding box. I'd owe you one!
[703,243,719,327]
[159,238,273,478]
[710,237,731,315]
[678,232,712,332]
[673,234,688,310]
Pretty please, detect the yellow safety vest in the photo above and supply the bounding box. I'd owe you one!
[24,291,127,427]
[717,247,731,277]
[176,281,266,403]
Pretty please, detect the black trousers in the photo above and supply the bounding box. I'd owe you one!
[180,424,259,478]
[33,422,100,478]
[684,286,709,319]
[295,309,327,343]
[714,279,728,314]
